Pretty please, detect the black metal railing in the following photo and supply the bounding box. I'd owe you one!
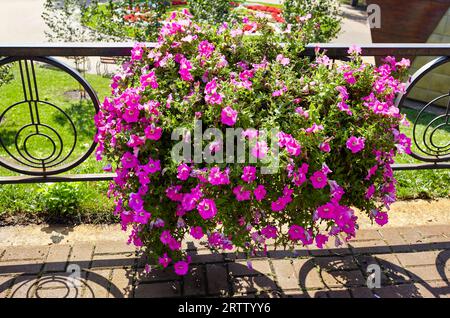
[0,43,449,184]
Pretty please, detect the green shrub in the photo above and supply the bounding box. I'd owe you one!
[283,0,341,42]
[188,0,234,23]
[40,183,81,216]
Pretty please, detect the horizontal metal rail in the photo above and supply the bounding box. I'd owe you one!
[0,43,449,57]
[0,43,448,183]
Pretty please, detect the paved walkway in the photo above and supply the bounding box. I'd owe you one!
[0,224,449,298]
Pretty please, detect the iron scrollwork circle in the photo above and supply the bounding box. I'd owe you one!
[396,56,450,163]
[0,56,100,176]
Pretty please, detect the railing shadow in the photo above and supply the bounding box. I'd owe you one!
[0,241,448,298]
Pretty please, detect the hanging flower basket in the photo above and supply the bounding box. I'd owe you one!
[95,10,411,276]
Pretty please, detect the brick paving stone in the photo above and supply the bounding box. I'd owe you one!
[375,253,411,285]
[0,248,5,260]
[271,259,299,290]
[314,256,359,271]
[0,275,15,298]
[373,284,421,298]
[396,250,443,267]
[304,289,329,298]
[413,283,440,298]
[44,244,71,272]
[319,270,345,289]
[406,265,445,282]
[281,289,306,298]
[425,281,450,298]
[228,259,272,277]
[378,228,409,252]
[397,227,423,245]
[92,253,136,269]
[350,286,375,298]
[188,249,224,264]
[2,245,49,261]
[8,275,39,298]
[416,225,450,238]
[82,269,111,298]
[267,248,309,259]
[349,240,391,254]
[232,276,278,295]
[136,267,179,283]
[291,258,325,290]
[134,281,181,298]
[326,288,352,298]
[33,287,80,298]
[257,290,283,298]
[206,263,229,296]
[183,265,206,297]
[69,243,95,269]
[109,268,134,298]
[94,241,137,254]
[0,259,44,275]
[352,229,382,241]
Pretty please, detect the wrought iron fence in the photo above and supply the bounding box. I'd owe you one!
[0,43,449,184]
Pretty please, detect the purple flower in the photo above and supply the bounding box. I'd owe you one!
[174,260,189,276]
[346,136,365,153]
[241,166,257,183]
[253,185,267,201]
[190,226,204,239]
[310,170,328,189]
[197,198,217,220]
[221,106,238,126]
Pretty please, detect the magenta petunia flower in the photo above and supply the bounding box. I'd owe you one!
[241,166,257,183]
[177,163,191,181]
[253,184,267,201]
[121,152,139,169]
[346,136,365,153]
[261,225,277,239]
[315,234,328,249]
[221,106,238,126]
[310,170,328,189]
[197,198,217,220]
[144,124,162,140]
[233,185,252,201]
[158,253,171,268]
[122,106,140,123]
[174,260,189,276]
[190,226,204,239]
[129,192,144,212]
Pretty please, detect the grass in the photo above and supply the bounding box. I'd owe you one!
[0,62,116,224]
[0,62,448,225]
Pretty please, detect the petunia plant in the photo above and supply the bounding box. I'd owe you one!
[95,10,412,276]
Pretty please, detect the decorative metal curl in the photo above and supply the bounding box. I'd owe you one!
[0,56,99,176]
[396,56,450,163]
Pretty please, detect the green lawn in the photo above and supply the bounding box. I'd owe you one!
[0,61,448,225]
[0,61,116,224]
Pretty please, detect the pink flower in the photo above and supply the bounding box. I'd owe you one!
[346,136,365,153]
[144,124,162,140]
[177,163,191,181]
[131,44,144,61]
[233,185,252,201]
[276,54,290,66]
[261,225,277,239]
[197,199,217,220]
[251,141,268,159]
[174,260,189,276]
[158,253,171,268]
[129,192,144,212]
[319,142,331,153]
[253,185,267,201]
[146,158,161,174]
[198,40,215,58]
[140,72,158,89]
[305,123,324,134]
[374,211,388,226]
[242,166,257,183]
[365,184,375,199]
[190,226,204,239]
[310,170,328,189]
[160,230,172,245]
[123,106,140,123]
[221,106,238,126]
[315,234,328,249]
[121,152,138,169]
[317,203,335,219]
[348,44,362,55]
[288,225,305,241]
[208,167,230,185]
